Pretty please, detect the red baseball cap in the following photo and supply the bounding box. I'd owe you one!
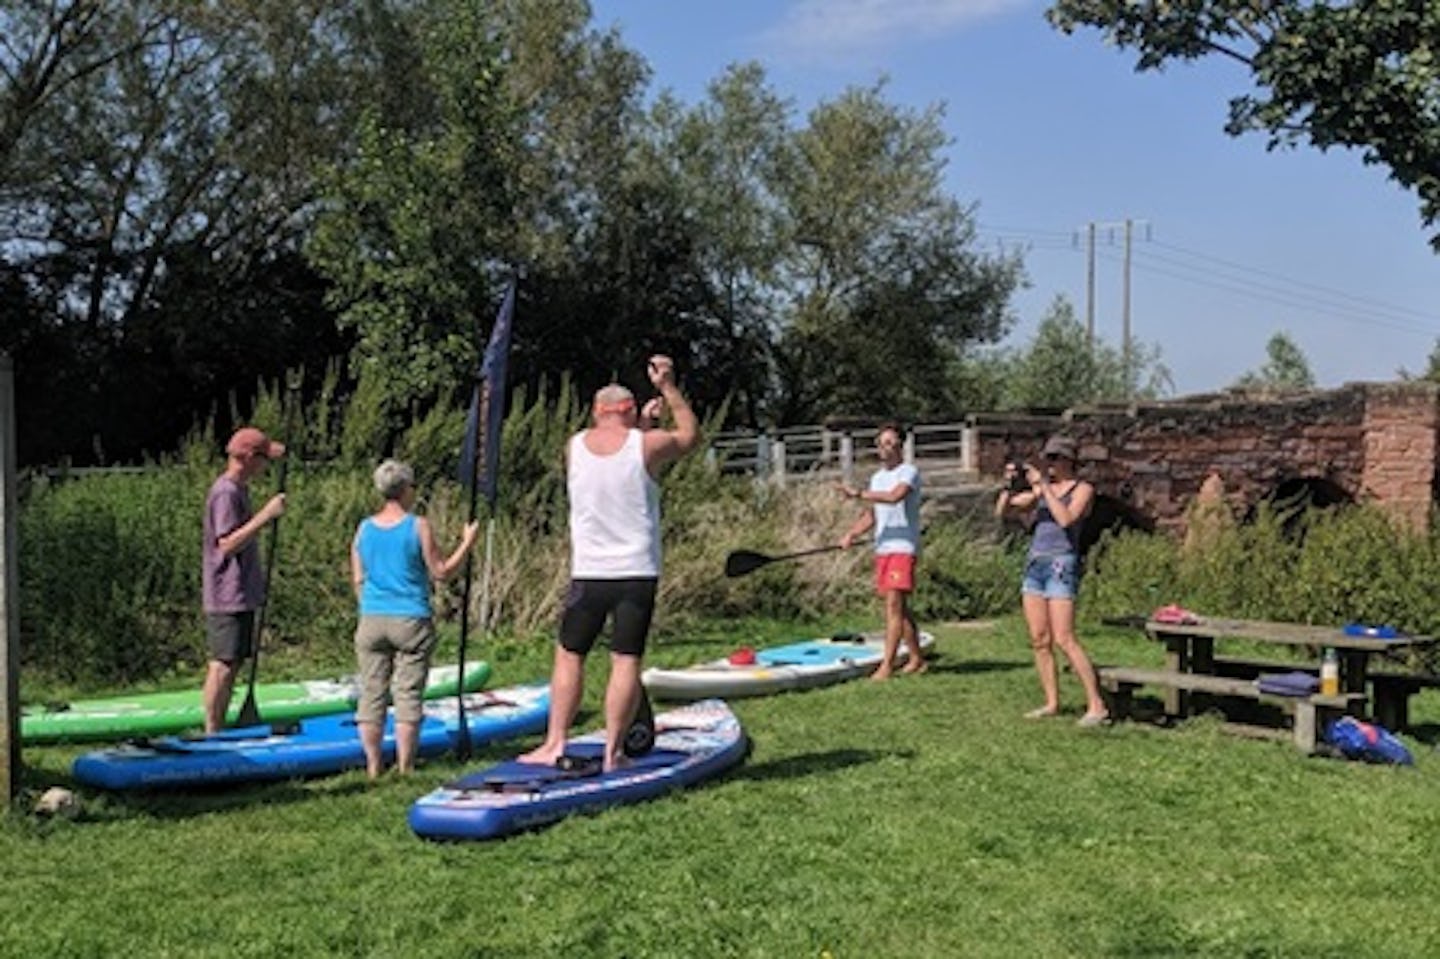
[225,426,285,460]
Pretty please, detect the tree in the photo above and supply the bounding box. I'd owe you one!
[967,295,1172,410]
[639,65,794,427]
[1233,330,1315,390]
[1396,337,1440,383]
[1,0,381,463]
[1047,0,1440,250]
[772,80,1023,422]
[308,0,668,433]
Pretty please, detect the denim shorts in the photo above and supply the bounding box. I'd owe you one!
[1022,553,1080,600]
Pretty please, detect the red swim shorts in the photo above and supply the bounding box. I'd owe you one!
[874,553,915,594]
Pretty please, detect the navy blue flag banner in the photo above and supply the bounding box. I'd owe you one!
[459,282,516,509]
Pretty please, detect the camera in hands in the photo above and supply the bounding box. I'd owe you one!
[1005,461,1030,494]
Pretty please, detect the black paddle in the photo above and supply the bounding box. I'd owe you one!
[234,372,302,728]
[724,540,869,578]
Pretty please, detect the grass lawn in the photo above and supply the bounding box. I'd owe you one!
[8,618,1440,958]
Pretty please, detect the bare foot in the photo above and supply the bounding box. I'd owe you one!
[871,667,894,682]
[603,753,633,774]
[901,658,929,675]
[518,743,566,766]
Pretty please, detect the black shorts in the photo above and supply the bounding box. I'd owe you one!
[558,578,658,658]
[206,611,255,662]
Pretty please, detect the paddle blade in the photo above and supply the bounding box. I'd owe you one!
[724,550,771,578]
[623,688,655,757]
[233,690,261,728]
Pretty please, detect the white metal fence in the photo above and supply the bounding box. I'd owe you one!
[708,421,980,490]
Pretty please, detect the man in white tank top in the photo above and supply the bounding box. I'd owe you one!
[521,355,700,771]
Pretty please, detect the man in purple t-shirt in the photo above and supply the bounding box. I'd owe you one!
[202,427,287,733]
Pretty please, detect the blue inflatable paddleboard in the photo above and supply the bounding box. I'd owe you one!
[72,685,550,790]
[409,699,747,841]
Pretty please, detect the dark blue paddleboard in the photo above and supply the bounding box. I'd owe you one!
[71,685,549,790]
[408,699,746,841]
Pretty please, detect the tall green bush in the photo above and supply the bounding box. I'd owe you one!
[1082,502,1440,639]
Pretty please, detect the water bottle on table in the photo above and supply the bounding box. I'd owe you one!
[1320,648,1340,696]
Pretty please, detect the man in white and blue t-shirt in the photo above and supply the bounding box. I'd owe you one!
[838,422,927,680]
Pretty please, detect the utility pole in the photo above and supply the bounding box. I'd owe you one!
[1123,218,1133,399]
[1085,222,1096,351]
[1082,218,1150,397]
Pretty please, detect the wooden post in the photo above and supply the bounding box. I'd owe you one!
[0,353,19,802]
[960,425,976,475]
[839,434,854,487]
[772,439,787,488]
[903,433,915,465]
[755,433,770,481]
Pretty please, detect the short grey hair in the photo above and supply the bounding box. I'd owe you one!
[373,459,414,499]
[593,383,635,409]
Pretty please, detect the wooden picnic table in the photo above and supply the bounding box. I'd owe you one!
[1143,616,1439,733]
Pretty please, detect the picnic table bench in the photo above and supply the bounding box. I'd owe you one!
[1097,615,1438,751]
[1206,654,1440,731]
[1098,665,1367,754]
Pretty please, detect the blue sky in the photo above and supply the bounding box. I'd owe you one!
[588,0,1440,396]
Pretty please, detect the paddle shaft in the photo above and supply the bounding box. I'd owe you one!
[236,374,302,727]
[726,538,870,577]
[235,456,288,726]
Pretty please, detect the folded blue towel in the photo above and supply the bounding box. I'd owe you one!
[1256,671,1320,696]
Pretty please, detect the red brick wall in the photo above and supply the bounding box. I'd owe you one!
[971,382,1440,535]
[1360,383,1440,531]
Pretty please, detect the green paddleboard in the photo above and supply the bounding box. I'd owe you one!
[22,661,492,744]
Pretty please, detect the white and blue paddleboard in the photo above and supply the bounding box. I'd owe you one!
[409,699,746,841]
[72,685,550,790]
[641,631,934,701]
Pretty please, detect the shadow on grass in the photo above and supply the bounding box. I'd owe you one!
[725,747,908,785]
[1404,722,1440,747]
[923,658,1030,677]
[20,728,557,825]
[88,779,374,822]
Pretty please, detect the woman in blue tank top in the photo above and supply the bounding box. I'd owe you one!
[994,435,1108,726]
[350,459,478,779]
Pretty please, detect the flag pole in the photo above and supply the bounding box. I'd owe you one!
[454,448,482,762]
[454,280,515,761]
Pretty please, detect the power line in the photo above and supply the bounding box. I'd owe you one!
[990,222,1439,339]
[1092,248,1437,338]
[1148,237,1437,325]
[1133,247,1437,331]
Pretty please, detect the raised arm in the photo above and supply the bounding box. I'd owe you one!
[1037,480,1095,528]
[641,355,700,474]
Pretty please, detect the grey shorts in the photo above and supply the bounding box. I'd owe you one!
[353,615,437,724]
[206,611,255,662]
